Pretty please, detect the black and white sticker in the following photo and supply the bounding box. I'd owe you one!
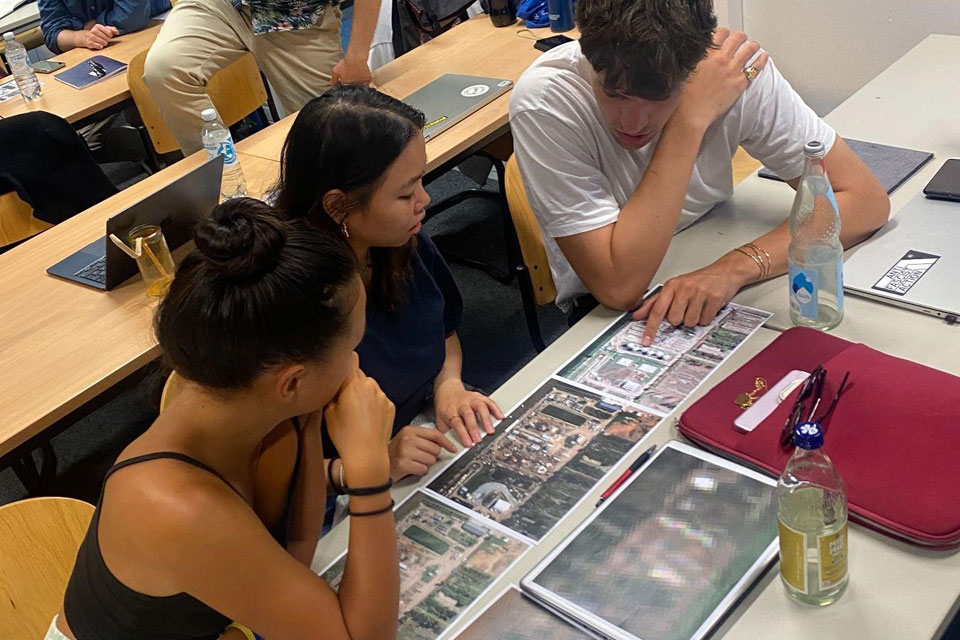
[872,250,940,296]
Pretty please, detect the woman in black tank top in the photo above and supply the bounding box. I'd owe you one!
[52,199,400,640]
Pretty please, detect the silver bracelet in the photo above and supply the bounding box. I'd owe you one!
[339,459,346,492]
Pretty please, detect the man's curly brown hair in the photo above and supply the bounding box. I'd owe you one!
[577,0,717,101]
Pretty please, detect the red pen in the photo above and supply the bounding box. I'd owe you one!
[595,444,658,507]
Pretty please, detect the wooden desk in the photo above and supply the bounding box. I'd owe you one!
[0,22,160,123]
[238,17,568,173]
[0,151,278,459]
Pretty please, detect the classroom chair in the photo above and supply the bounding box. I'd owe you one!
[0,191,53,250]
[159,370,183,413]
[127,50,275,170]
[503,154,556,351]
[424,150,547,352]
[0,497,95,638]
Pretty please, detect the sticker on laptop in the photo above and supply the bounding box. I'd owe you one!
[461,84,490,98]
[871,249,940,296]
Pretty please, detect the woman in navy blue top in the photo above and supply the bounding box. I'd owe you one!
[275,85,503,482]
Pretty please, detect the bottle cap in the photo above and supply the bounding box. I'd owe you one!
[803,141,825,157]
[200,108,218,122]
[3,32,14,41]
[793,421,824,450]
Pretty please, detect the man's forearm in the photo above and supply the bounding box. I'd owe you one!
[605,118,708,306]
[55,28,81,51]
[344,0,377,63]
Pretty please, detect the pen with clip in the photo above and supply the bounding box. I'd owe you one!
[595,444,657,507]
[88,60,107,77]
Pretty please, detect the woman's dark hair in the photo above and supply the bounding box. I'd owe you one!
[155,197,358,390]
[273,84,426,312]
[577,0,717,101]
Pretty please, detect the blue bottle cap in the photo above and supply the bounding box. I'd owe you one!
[793,422,824,449]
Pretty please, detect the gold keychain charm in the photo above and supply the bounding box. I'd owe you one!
[735,377,768,409]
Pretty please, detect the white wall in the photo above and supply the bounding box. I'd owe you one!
[736,0,960,115]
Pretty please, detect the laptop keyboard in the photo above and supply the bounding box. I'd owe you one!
[74,256,107,284]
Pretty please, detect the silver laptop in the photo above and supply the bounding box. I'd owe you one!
[403,74,513,141]
[843,193,960,319]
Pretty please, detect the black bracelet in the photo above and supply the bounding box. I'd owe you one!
[327,458,345,496]
[348,499,395,518]
[342,478,393,497]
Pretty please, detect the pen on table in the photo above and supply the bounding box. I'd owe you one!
[88,60,106,77]
[596,444,657,507]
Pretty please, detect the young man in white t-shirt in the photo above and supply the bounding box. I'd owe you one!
[510,0,889,341]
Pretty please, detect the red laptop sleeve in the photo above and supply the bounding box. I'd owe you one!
[677,327,960,548]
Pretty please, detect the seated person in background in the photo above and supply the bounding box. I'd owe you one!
[48,199,399,640]
[142,0,378,154]
[509,0,889,338]
[275,85,504,483]
[39,0,170,53]
[0,112,116,234]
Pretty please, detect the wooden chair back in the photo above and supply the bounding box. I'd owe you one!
[0,497,95,638]
[127,50,269,155]
[159,370,183,413]
[0,191,53,247]
[504,155,557,306]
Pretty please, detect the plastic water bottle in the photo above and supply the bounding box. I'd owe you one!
[788,141,843,330]
[777,422,848,606]
[3,32,41,101]
[200,108,247,200]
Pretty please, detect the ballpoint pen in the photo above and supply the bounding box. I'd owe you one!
[596,444,657,507]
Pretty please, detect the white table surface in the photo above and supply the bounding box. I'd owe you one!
[0,2,40,35]
[309,34,960,640]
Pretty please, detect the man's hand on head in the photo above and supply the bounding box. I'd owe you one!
[672,28,770,132]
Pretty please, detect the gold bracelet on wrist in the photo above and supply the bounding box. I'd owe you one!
[734,247,765,279]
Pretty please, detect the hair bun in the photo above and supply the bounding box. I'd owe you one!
[194,198,287,278]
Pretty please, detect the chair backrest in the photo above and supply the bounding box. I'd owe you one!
[0,497,95,638]
[505,155,557,306]
[159,370,183,413]
[0,190,53,247]
[127,50,269,155]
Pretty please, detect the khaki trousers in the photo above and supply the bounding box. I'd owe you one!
[143,0,342,154]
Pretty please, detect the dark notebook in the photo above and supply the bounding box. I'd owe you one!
[758,138,933,194]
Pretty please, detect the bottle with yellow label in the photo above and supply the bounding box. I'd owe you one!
[777,421,848,606]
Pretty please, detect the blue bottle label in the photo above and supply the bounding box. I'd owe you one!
[789,262,819,320]
[218,140,238,166]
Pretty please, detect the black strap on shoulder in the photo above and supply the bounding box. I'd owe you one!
[102,452,245,501]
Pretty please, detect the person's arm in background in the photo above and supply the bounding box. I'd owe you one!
[331,0,377,85]
[96,0,163,34]
[38,0,114,53]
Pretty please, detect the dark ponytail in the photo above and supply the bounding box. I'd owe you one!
[155,197,358,390]
[274,84,427,312]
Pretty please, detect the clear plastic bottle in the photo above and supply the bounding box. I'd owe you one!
[200,107,247,200]
[3,32,42,101]
[777,421,848,606]
[788,141,843,330]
